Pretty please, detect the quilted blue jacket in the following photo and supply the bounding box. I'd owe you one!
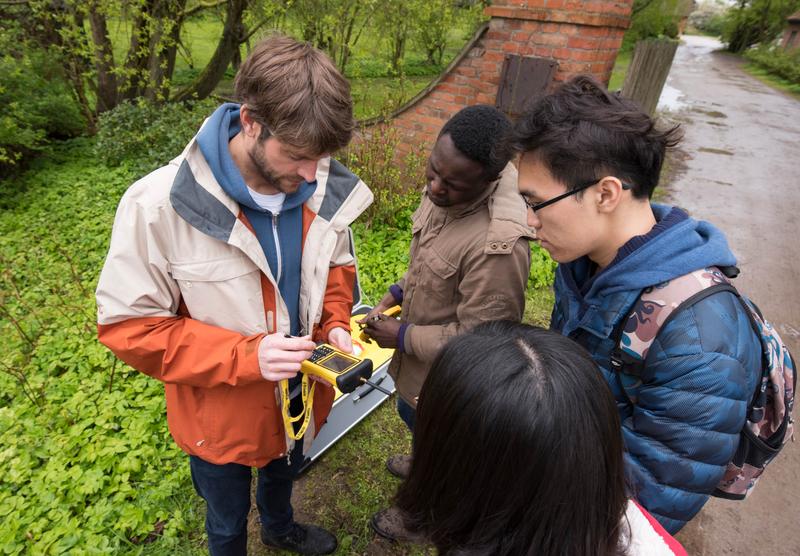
[551,204,760,533]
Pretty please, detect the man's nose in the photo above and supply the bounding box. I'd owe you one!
[527,208,542,230]
[297,160,318,182]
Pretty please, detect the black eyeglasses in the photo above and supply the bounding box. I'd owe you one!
[523,179,632,212]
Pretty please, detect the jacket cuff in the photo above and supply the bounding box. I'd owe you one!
[389,284,404,305]
[319,320,350,343]
[398,323,413,354]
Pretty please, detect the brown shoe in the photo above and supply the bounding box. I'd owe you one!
[386,454,412,479]
[370,506,426,543]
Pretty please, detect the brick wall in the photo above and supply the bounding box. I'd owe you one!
[386,0,633,157]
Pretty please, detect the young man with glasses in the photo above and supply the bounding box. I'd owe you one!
[511,75,760,534]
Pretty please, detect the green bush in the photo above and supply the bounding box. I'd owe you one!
[0,36,85,176]
[622,0,683,51]
[745,45,800,84]
[95,98,218,173]
[341,123,426,229]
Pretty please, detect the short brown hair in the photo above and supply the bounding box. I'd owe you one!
[234,34,354,154]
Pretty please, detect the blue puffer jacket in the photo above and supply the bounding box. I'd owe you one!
[551,204,760,534]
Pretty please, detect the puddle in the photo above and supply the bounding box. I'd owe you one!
[698,147,734,155]
[691,107,727,118]
[657,83,689,112]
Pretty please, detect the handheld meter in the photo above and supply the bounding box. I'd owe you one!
[300,344,374,394]
[280,344,378,441]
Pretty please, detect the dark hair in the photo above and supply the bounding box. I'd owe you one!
[510,75,682,199]
[395,321,627,556]
[440,105,513,181]
[234,34,354,155]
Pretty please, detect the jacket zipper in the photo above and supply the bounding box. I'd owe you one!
[271,212,282,284]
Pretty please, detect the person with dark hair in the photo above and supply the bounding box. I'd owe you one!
[361,105,532,541]
[511,75,760,533]
[96,35,372,555]
[394,321,686,555]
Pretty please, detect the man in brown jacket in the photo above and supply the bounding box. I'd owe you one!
[362,105,532,542]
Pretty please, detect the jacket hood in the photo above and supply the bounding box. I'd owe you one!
[196,103,315,213]
[574,204,737,301]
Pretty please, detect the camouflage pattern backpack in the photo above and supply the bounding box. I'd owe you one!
[610,266,796,500]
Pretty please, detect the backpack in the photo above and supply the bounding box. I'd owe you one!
[610,266,796,500]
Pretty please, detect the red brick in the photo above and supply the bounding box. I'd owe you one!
[487,30,513,42]
[533,45,554,57]
[568,48,604,62]
[534,33,569,47]
[567,36,602,50]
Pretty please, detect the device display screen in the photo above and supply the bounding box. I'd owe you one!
[320,354,356,373]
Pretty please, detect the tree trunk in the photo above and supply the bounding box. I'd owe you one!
[87,5,118,113]
[174,0,248,102]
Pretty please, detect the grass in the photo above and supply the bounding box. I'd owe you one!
[741,62,800,100]
[609,48,632,92]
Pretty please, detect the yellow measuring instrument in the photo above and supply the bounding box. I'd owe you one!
[280,343,390,440]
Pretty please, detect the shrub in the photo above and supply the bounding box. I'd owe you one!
[341,123,425,229]
[745,44,800,84]
[0,36,85,176]
[95,98,218,173]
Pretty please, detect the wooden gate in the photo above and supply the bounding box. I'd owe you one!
[622,38,679,115]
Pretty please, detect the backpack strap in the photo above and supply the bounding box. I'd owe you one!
[611,267,737,404]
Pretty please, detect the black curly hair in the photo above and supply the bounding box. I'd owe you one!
[440,105,513,181]
[511,75,682,199]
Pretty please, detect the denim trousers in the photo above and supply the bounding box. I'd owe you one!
[189,380,306,556]
[189,436,304,556]
[397,396,416,432]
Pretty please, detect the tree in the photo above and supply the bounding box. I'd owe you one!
[291,0,377,73]
[723,0,800,53]
[0,0,274,127]
[415,0,456,67]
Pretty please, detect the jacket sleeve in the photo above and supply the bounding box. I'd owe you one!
[317,226,357,340]
[96,189,264,388]
[621,292,759,533]
[404,238,531,362]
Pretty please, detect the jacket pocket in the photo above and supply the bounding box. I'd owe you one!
[170,256,265,334]
[421,251,458,305]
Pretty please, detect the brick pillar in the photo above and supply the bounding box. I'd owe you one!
[388,0,633,157]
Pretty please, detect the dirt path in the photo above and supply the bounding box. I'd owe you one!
[661,35,800,556]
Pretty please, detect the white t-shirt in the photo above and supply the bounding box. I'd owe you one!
[247,186,285,214]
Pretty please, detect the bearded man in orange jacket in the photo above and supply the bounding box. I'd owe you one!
[96,36,372,556]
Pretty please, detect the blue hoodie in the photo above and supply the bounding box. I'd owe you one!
[551,204,760,533]
[196,103,315,335]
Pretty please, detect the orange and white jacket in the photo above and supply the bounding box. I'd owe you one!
[96,138,373,467]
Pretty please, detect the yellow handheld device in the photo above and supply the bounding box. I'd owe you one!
[301,344,374,393]
[280,344,377,440]
[358,305,402,343]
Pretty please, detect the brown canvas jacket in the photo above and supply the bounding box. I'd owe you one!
[388,163,533,404]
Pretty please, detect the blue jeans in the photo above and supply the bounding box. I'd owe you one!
[189,434,305,556]
[397,396,416,432]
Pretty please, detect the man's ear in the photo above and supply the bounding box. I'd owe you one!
[239,104,258,138]
[595,176,626,214]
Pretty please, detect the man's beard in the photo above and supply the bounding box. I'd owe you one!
[249,143,303,194]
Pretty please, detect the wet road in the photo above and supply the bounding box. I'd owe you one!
[660,35,800,555]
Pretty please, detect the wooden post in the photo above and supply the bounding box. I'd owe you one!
[622,38,679,115]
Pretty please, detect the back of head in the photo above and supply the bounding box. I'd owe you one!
[234,34,354,155]
[511,75,681,199]
[396,321,626,556]
[440,105,513,181]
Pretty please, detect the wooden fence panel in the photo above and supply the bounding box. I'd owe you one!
[622,39,679,115]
